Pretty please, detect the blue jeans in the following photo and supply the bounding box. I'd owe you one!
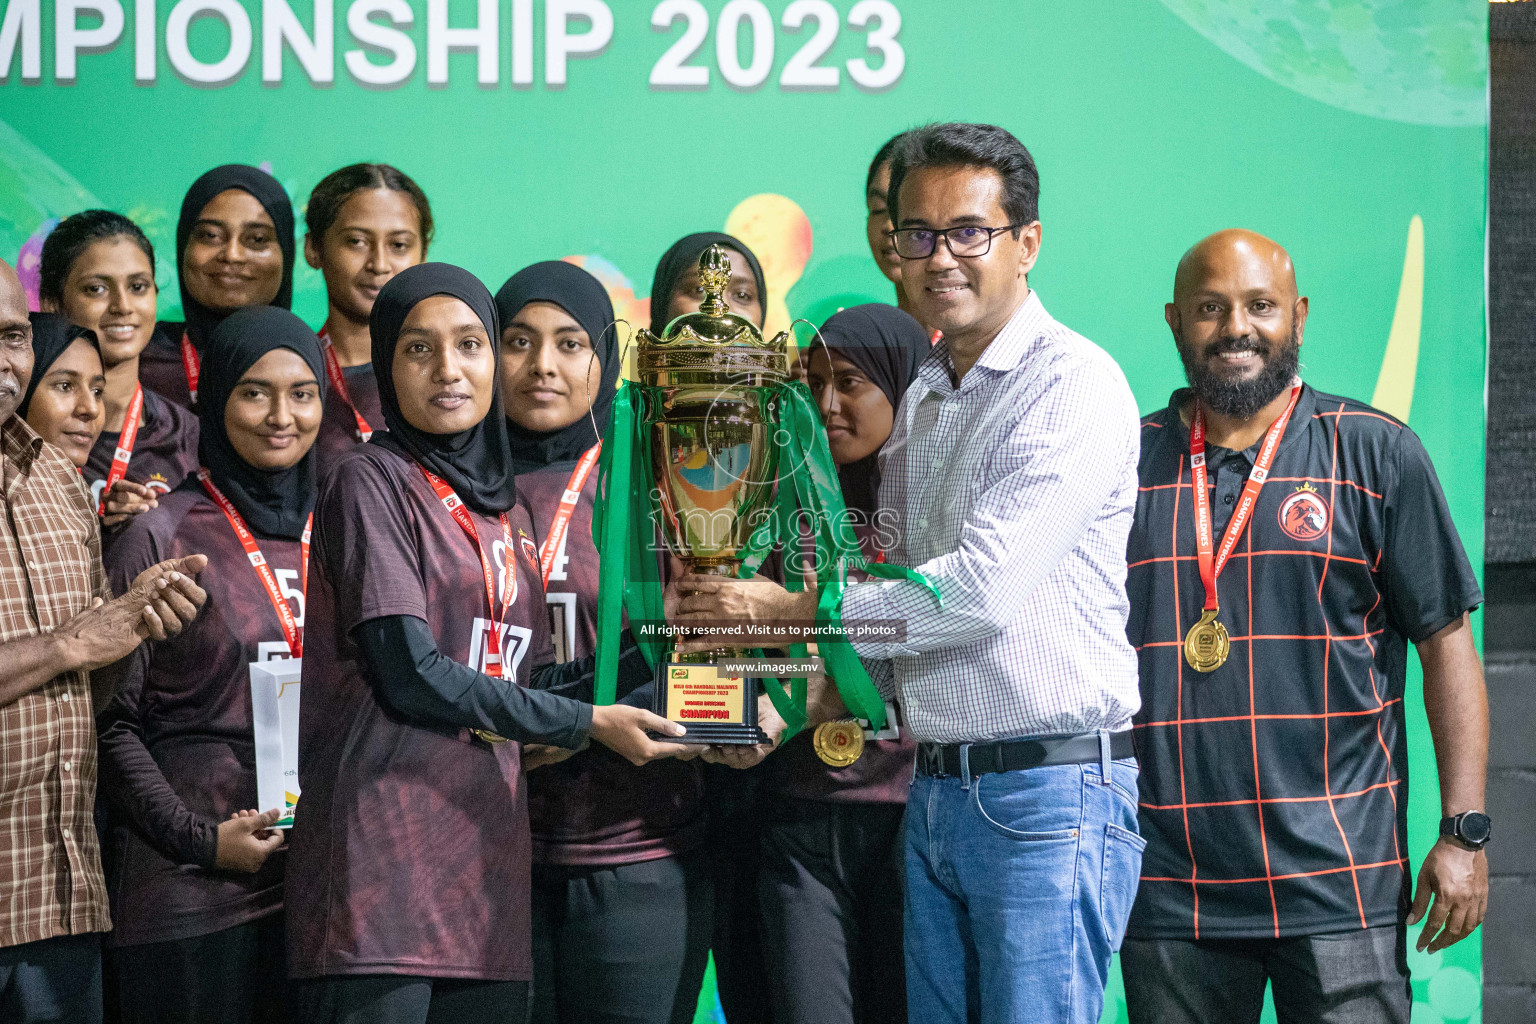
[905,754,1144,1024]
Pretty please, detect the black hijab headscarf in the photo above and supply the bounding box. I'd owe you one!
[21,312,99,418]
[176,164,296,349]
[193,306,325,540]
[494,261,618,475]
[648,231,767,334]
[807,304,930,518]
[370,263,518,517]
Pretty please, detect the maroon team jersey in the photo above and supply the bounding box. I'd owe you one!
[312,362,384,480]
[96,487,304,946]
[141,323,194,409]
[83,388,200,519]
[762,520,915,804]
[518,460,707,867]
[287,442,554,981]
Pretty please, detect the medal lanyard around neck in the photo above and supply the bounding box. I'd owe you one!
[198,469,309,658]
[318,328,374,442]
[97,383,144,515]
[180,333,200,404]
[537,442,602,589]
[1188,383,1302,614]
[419,467,515,678]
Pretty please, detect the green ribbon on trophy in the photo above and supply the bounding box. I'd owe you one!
[589,245,940,754]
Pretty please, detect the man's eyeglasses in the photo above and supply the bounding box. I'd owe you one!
[887,224,1024,260]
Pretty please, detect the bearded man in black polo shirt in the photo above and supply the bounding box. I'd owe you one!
[1122,230,1490,1024]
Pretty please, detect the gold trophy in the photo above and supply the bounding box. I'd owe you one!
[636,244,789,745]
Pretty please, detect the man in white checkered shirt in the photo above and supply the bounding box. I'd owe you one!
[673,123,1144,1024]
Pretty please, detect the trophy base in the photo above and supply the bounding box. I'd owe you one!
[651,722,771,746]
[653,659,765,746]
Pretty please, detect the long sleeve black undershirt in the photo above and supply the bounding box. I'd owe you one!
[353,615,657,747]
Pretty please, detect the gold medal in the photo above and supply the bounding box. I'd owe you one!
[472,729,508,744]
[1183,608,1230,673]
[813,720,865,767]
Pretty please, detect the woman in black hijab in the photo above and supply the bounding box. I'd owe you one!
[805,303,928,521]
[97,305,327,1024]
[649,231,767,332]
[496,261,617,474]
[756,302,929,1024]
[286,263,686,1024]
[20,312,105,469]
[141,165,296,408]
[497,261,712,1024]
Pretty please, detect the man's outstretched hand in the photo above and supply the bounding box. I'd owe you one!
[58,554,209,670]
[701,692,789,770]
[665,574,817,653]
[1408,838,1488,953]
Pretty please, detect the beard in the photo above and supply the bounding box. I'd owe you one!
[1177,322,1300,420]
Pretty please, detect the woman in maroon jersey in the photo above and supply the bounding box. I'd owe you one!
[495,261,711,1024]
[756,303,929,1024]
[286,263,687,1024]
[303,163,432,474]
[96,305,328,1023]
[19,313,104,468]
[40,210,200,527]
[141,165,295,409]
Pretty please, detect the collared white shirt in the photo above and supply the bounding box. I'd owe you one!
[841,291,1142,744]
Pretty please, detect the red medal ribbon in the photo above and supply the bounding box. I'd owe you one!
[198,469,309,658]
[97,383,145,515]
[180,332,201,404]
[1188,383,1302,613]
[318,328,374,443]
[420,467,515,677]
[538,442,602,588]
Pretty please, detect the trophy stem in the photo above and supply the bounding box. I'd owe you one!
[684,557,740,578]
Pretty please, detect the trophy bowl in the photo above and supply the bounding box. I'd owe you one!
[635,244,790,744]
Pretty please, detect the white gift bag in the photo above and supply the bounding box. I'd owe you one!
[249,658,302,829]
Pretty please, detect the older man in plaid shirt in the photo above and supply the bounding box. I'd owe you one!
[0,258,207,1024]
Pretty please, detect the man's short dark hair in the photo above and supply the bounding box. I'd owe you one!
[887,123,1040,233]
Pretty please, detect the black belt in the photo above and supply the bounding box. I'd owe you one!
[915,730,1136,778]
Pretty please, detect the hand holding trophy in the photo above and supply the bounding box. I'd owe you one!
[592,245,921,758]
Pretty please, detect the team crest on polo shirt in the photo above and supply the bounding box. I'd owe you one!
[518,530,539,567]
[1278,484,1330,542]
[146,473,171,494]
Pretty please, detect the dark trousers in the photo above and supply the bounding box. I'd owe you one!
[292,975,529,1024]
[703,764,771,1024]
[758,796,907,1024]
[114,913,287,1024]
[1121,924,1412,1024]
[0,933,102,1024]
[529,852,712,1024]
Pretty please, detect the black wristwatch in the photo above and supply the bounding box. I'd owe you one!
[1439,811,1492,851]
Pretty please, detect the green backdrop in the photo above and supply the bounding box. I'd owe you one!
[0,0,1489,1020]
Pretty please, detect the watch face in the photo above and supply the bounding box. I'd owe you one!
[1460,812,1492,845]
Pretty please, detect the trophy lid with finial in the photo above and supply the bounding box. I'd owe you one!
[637,243,787,387]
